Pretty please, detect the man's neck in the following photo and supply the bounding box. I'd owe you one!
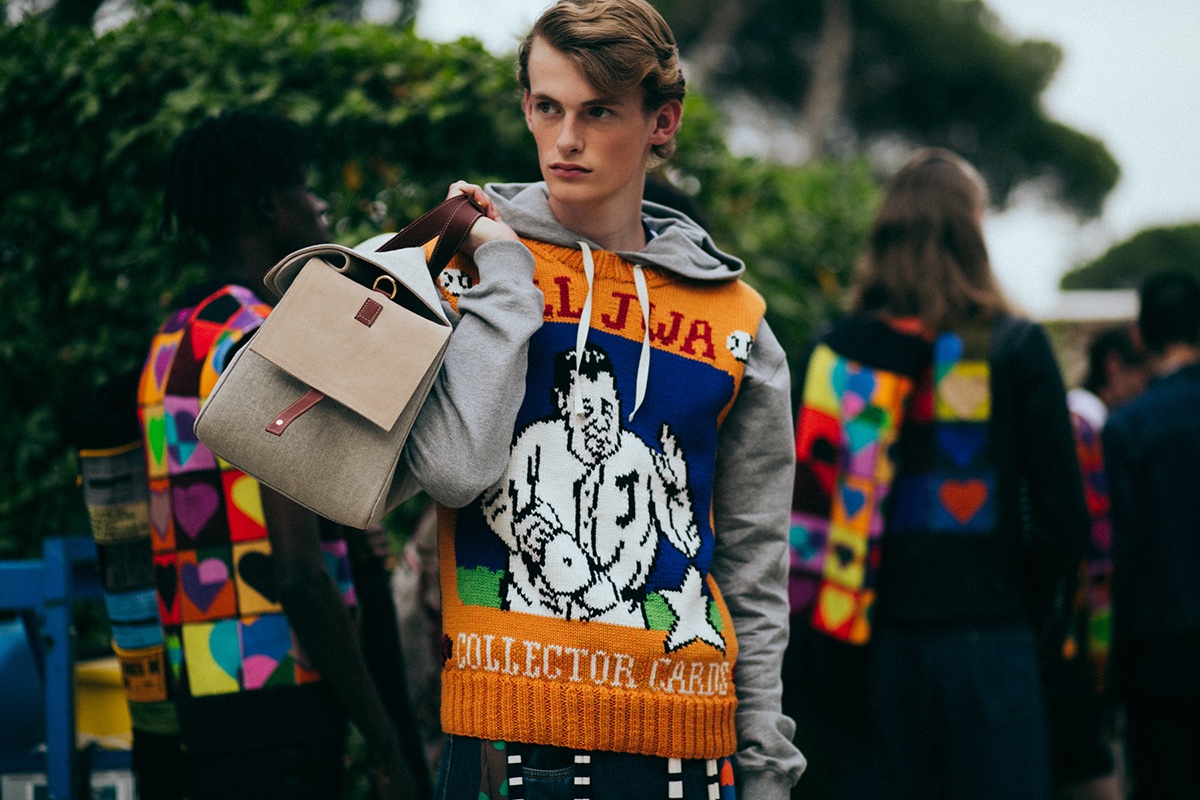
[1153,343,1200,377]
[209,236,280,296]
[548,187,647,253]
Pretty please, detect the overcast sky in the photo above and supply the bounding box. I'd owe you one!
[414,1,1200,316]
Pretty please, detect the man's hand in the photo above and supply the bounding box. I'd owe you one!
[446,181,519,256]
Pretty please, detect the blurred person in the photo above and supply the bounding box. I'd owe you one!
[1068,325,1148,431]
[398,0,804,796]
[1047,325,1147,800]
[74,369,191,800]
[785,147,1089,800]
[139,109,408,799]
[1104,271,1200,800]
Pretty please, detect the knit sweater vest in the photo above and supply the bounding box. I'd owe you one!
[1068,408,1113,692]
[137,285,356,700]
[435,239,766,759]
[791,316,996,643]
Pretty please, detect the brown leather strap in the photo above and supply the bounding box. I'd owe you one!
[266,387,325,436]
[375,194,485,277]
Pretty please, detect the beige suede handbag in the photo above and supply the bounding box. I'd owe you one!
[194,195,483,528]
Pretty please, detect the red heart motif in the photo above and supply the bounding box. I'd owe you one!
[938,479,987,526]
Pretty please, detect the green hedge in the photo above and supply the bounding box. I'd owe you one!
[0,2,877,555]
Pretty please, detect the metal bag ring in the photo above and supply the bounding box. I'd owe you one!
[372,275,398,299]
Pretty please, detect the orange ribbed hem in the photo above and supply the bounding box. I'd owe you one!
[441,668,737,760]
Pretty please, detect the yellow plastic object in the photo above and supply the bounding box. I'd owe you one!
[74,656,133,748]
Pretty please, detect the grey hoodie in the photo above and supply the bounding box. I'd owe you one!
[402,182,804,797]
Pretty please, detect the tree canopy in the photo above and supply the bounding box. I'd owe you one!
[1060,223,1200,290]
[653,0,1120,218]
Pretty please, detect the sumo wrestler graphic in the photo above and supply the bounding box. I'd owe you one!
[479,343,722,652]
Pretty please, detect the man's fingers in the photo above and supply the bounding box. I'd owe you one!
[446,181,502,221]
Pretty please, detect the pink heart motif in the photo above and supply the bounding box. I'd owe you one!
[152,341,177,389]
[181,557,229,613]
[840,368,876,419]
[150,488,173,542]
[172,483,219,540]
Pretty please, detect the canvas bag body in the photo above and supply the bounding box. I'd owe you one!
[194,236,454,529]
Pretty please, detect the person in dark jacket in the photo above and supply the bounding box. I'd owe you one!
[1104,270,1200,800]
[784,147,1089,800]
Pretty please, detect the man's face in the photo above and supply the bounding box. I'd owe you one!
[565,372,621,464]
[272,183,330,253]
[522,38,673,218]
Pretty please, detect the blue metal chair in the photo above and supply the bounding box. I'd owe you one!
[0,536,131,799]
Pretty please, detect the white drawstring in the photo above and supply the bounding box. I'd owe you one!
[573,242,651,421]
[629,263,651,421]
[573,242,597,416]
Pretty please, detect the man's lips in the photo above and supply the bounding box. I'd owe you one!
[550,163,590,178]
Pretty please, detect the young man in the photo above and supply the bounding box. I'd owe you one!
[401,1,804,796]
[139,110,408,799]
[1104,272,1200,800]
[1068,326,1148,432]
[1046,326,1145,799]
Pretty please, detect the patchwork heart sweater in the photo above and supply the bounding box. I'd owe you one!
[790,313,1088,640]
[401,183,803,798]
[136,285,356,711]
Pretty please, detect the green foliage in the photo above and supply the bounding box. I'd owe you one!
[666,96,879,376]
[653,0,1118,218]
[0,3,876,555]
[0,3,538,555]
[1060,223,1200,290]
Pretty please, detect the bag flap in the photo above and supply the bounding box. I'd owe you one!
[250,258,451,431]
[264,240,448,325]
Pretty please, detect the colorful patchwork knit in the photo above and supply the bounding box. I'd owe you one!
[1069,408,1113,691]
[434,239,766,759]
[79,425,180,735]
[791,318,996,643]
[137,285,356,699]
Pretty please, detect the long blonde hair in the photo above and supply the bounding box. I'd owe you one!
[851,148,1011,331]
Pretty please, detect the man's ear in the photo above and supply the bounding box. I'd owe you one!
[648,98,683,147]
[523,90,535,133]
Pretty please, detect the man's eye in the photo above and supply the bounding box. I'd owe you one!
[538,102,556,114]
[588,107,613,118]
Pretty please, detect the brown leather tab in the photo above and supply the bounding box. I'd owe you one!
[356,297,383,327]
[267,388,325,436]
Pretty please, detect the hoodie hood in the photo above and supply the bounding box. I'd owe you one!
[485,182,744,281]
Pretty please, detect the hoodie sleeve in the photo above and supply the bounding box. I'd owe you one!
[401,238,544,507]
[710,318,806,797]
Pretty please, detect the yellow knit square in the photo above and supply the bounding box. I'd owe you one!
[936,361,990,421]
[802,345,841,415]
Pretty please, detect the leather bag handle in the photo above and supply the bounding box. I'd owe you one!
[374,194,486,277]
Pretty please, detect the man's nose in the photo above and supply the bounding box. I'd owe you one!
[557,115,583,154]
